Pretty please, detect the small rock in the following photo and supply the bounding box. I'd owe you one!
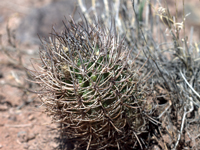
[23,143,29,149]
[5,134,9,138]
[27,133,36,142]
[17,131,27,143]
[0,105,8,111]
[28,145,35,150]
[18,131,37,143]
[28,115,35,121]
[8,115,17,122]
[50,142,58,148]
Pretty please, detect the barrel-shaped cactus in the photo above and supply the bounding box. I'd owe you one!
[33,19,153,149]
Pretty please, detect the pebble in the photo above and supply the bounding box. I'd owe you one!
[8,115,17,121]
[18,131,37,143]
[28,115,35,121]
[23,143,29,149]
[5,134,9,138]
[17,131,27,143]
[50,142,58,148]
[27,133,36,141]
[0,105,8,111]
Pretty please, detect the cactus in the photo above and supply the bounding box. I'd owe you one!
[32,19,154,149]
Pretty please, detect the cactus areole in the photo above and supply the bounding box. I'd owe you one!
[34,19,152,149]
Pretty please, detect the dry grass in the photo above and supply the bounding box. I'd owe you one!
[77,0,200,149]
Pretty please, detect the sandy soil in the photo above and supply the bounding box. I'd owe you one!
[0,1,59,150]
